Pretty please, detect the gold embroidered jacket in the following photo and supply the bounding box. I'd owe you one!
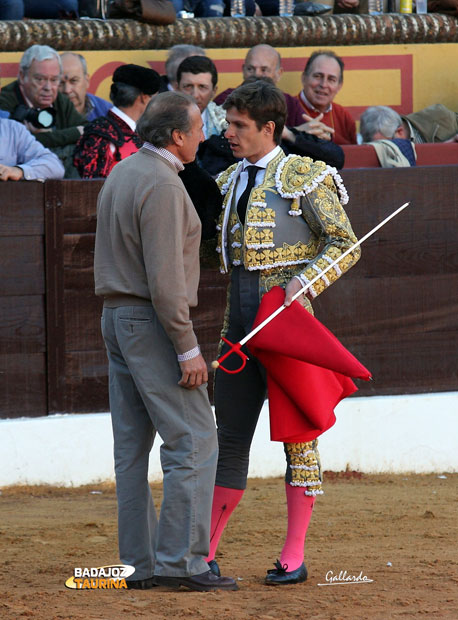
[216,150,360,304]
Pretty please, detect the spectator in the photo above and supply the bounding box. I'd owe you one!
[199,76,345,176]
[175,56,225,241]
[297,50,357,145]
[359,105,416,167]
[402,104,458,144]
[0,44,86,177]
[361,104,458,144]
[214,44,306,128]
[74,64,160,179]
[176,56,226,139]
[0,0,78,19]
[160,44,206,92]
[60,53,112,121]
[0,117,64,181]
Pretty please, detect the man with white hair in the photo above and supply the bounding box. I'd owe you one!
[0,44,87,176]
[59,52,112,121]
[359,105,416,167]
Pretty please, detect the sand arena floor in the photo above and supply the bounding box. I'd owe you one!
[1,472,457,619]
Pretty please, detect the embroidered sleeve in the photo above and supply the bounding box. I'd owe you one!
[298,183,360,298]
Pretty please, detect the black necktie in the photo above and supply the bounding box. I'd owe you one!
[237,165,260,223]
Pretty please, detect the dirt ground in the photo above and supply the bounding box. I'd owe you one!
[1,473,457,620]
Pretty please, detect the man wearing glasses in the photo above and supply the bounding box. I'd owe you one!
[0,44,87,176]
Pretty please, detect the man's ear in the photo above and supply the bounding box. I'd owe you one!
[395,124,408,140]
[18,69,26,86]
[264,120,275,136]
[171,127,184,147]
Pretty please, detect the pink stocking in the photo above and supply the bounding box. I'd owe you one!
[205,485,244,562]
[279,483,315,571]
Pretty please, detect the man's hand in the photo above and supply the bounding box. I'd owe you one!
[178,353,208,389]
[24,121,52,134]
[0,165,24,181]
[284,277,314,307]
[294,113,335,141]
[284,278,304,307]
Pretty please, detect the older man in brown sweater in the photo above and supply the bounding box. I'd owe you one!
[94,92,237,592]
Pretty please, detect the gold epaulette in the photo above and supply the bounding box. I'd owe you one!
[275,155,349,208]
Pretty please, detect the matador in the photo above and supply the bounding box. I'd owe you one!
[206,80,361,585]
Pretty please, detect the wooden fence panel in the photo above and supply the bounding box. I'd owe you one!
[0,182,46,418]
[0,165,457,418]
[314,166,458,396]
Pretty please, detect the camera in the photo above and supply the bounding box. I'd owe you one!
[11,104,56,129]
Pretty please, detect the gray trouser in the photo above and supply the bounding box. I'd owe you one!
[101,305,218,579]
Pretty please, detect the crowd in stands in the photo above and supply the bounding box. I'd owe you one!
[1,0,456,19]
[0,41,457,187]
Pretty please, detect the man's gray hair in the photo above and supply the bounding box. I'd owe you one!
[20,45,62,75]
[165,45,206,83]
[136,91,195,147]
[360,105,403,143]
[61,52,88,76]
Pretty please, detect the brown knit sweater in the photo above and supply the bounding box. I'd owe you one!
[94,147,202,354]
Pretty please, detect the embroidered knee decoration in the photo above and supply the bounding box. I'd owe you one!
[284,440,323,496]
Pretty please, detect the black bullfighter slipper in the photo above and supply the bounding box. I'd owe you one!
[265,560,308,585]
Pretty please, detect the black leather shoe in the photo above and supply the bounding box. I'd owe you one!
[265,560,308,585]
[207,559,221,577]
[126,576,156,589]
[154,569,238,591]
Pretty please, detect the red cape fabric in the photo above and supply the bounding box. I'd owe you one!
[247,287,372,443]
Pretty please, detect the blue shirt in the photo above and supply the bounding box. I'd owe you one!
[86,93,112,122]
[392,138,416,166]
[0,119,65,180]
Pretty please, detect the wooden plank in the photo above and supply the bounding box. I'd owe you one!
[64,291,104,352]
[313,273,458,339]
[58,179,103,234]
[0,353,47,418]
[45,182,65,413]
[0,181,44,236]
[63,232,97,290]
[0,295,45,354]
[61,350,109,413]
[341,167,458,222]
[0,237,44,296]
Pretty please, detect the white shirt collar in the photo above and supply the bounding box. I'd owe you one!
[111,106,137,132]
[241,145,282,171]
[142,142,184,172]
[300,90,332,114]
